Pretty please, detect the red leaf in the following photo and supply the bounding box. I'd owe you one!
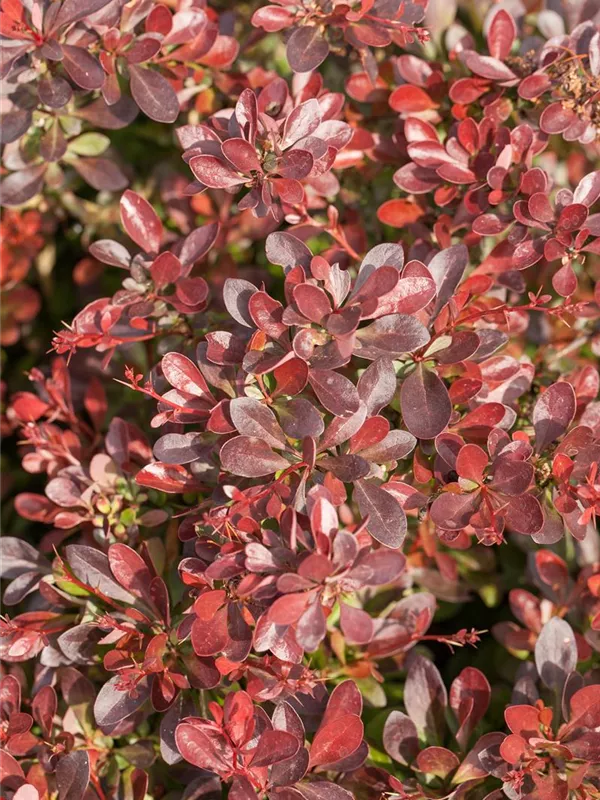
[120,190,163,253]
[449,667,491,749]
[487,10,516,60]
[162,353,211,398]
[108,543,153,600]
[377,199,424,227]
[309,715,363,767]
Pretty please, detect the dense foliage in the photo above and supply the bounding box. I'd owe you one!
[2,1,600,799]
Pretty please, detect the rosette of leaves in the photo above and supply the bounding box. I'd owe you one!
[180,87,353,220]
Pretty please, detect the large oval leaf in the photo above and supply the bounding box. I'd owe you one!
[354,480,406,549]
[400,364,451,439]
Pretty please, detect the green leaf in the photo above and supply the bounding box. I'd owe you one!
[68,133,111,157]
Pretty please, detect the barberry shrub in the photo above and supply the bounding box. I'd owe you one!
[1,0,600,799]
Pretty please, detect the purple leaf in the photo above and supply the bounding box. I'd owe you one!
[309,369,360,417]
[223,278,258,327]
[180,222,219,267]
[353,243,405,297]
[61,45,105,90]
[94,675,151,728]
[449,667,491,749]
[357,358,397,416]
[1,166,46,208]
[404,655,447,742]
[153,432,206,464]
[400,364,451,439]
[504,493,544,535]
[354,480,406,549]
[463,51,517,81]
[55,750,90,800]
[65,545,136,604]
[359,429,416,462]
[282,100,321,148]
[535,617,577,694]
[383,711,419,765]
[533,382,576,452]
[427,244,468,320]
[0,537,47,578]
[51,0,111,30]
[430,491,479,530]
[266,231,312,272]
[220,436,288,477]
[129,66,180,123]
[72,158,128,192]
[229,397,287,448]
[340,604,374,645]
[286,26,329,73]
[354,315,430,360]
[38,76,72,108]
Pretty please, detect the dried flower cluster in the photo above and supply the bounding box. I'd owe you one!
[2,1,600,800]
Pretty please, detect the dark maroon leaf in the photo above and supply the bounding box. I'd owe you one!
[450,667,491,749]
[220,436,288,477]
[129,66,179,123]
[400,364,451,439]
[55,750,90,800]
[404,655,447,742]
[309,370,360,417]
[250,729,300,768]
[354,315,430,360]
[223,278,258,327]
[61,45,105,90]
[94,675,151,728]
[229,397,287,448]
[65,545,136,604]
[427,244,468,320]
[72,158,128,192]
[354,480,406,549]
